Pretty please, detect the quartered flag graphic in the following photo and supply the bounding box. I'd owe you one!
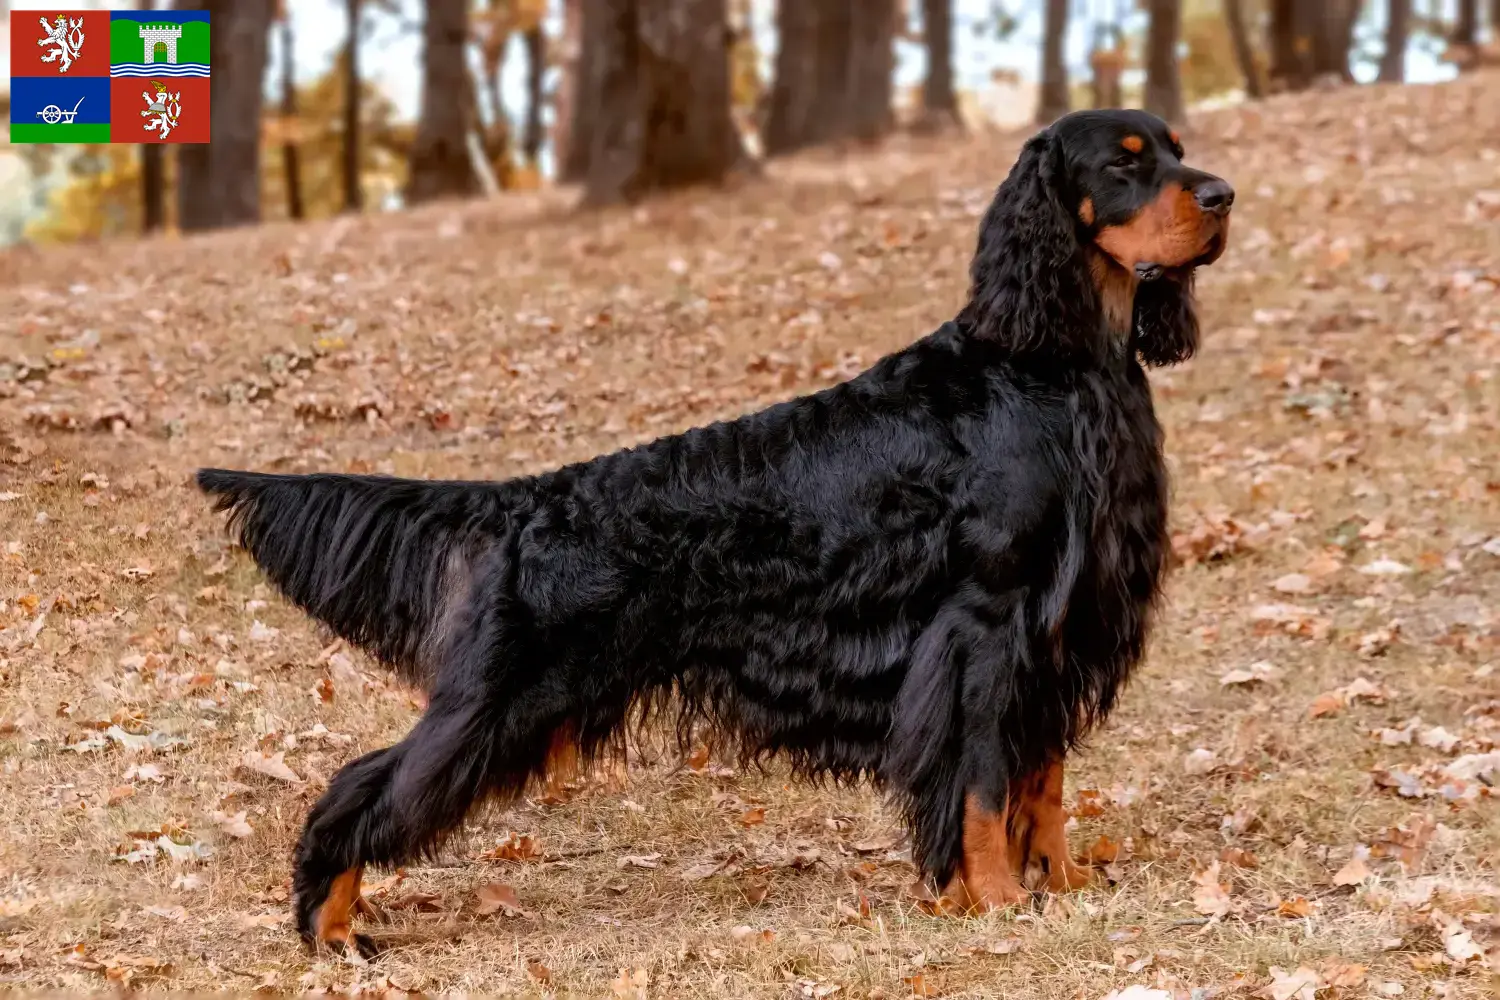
[9,9,211,144]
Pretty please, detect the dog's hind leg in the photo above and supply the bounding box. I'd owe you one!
[291,603,561,956]
[291,744,403,958]
[291,692,500,957]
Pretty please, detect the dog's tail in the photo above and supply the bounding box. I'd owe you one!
[196,469,513,684]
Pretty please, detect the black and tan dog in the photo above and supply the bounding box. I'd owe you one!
[199,108,1232,957]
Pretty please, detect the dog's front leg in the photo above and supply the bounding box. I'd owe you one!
[1006,759,1092,892]
[943,792,1029,910]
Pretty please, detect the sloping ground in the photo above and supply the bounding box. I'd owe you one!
[1,74,1498,997]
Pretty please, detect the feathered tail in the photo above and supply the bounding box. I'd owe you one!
[196,469,514,685]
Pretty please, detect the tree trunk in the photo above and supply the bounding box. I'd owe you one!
[1035,0,1069,124]
[141,145,165,232]
[138,0,164,232]
[1453,0,1478,44]
[176,0,272,232]
[1307,0,1357,81]
[1224,0,1262,98]
[1089,23,1125,108]
[560,0,597,181]
[584,0,743,206]
[807,0,853,142]
[342,0,362,211]
[464,63,503,193]
[522,25,546,164]
[477,0,511,168]
[1144,0,1185,123]
[1266,0,1306,91]
[846,0,896,142]
[763,0,817,153]
[1379,0,1410,82]
[917,0,961,130]
[764,0,894,155]
[408,0,477,204]
[280,13,304,220]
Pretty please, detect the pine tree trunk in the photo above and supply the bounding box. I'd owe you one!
[407,0,476,204]
[917,0,961,130]
[176,0,272,232]
[280,14,304,220]
[846,0,895,142]
[1144,0,1185,123]
[583,0,743,206]
[342,0,362,211]
[1379,0,1410,82]
[1266,0,1307,91]
[1035,0,1069,124]
[522,25,546,164]
[1224,0,1263,98]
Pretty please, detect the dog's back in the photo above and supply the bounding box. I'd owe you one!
[200,322,1010,707]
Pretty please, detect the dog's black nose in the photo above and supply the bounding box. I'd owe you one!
[1194,179,1235,216]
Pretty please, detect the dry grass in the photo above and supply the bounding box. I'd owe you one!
[2,75,1499,997]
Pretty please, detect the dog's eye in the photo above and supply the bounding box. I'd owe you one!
[1110,155,1135,169]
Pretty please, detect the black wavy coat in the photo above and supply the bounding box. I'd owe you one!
[199,121,1201,946]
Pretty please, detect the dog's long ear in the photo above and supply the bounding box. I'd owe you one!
[1132,272,1200,366]
[958,131,1101,363]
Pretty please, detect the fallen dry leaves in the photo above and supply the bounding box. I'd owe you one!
[474,881,532,919]
[238,749,304,784]
[1191,861,1234,918]
[480,830,542,862]
[1332,852,1373,886]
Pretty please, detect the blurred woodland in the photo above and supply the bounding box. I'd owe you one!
[3,0,1499,243]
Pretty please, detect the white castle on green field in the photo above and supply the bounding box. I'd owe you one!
[138,24,183,65]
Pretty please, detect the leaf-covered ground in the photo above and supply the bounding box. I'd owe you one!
[2,75,1498,997]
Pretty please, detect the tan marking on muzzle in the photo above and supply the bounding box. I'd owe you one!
[1093,181,1221,269]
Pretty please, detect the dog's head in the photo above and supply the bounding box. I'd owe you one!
[960,109,1232,367]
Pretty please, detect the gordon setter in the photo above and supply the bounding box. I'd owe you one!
[199,108,1232,956]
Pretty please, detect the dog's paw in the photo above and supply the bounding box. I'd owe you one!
[294,866,374,957]
[301,927,381,962]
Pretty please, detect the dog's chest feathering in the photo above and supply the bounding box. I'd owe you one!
[1054,363,1170,679]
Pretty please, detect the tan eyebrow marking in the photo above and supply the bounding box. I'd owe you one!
[1169,129,1180,145]
[1121,135,1144,153]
